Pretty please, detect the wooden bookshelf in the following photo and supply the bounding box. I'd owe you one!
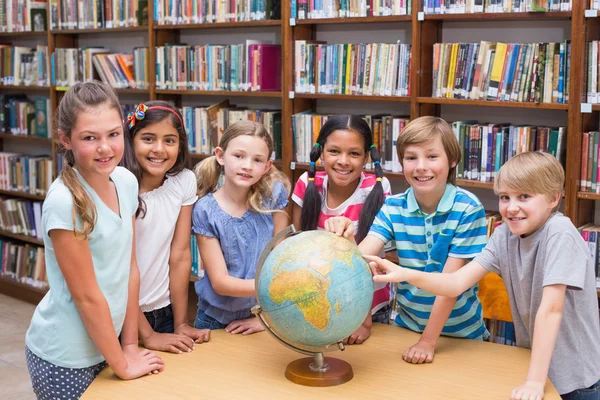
[295,15,412,24]
[417,97,570,110]
[50,26,148,34]
[0,231,44,246]
[0,85,51,91]
[0,275,47,304]
[154,20,282,30]
[0,134,52,143]
[577,192,600,200]
[0,190,46,201]
[155,89,282,97]
[423,11,571,21]
[295,93,411,102]
[0,30,47,37]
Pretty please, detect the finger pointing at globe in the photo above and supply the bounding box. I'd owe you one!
[363,255,407,283]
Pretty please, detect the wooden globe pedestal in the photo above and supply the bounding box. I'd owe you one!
[285,352,353,387]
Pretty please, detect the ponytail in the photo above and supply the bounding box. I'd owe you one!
[194,156,222,198]
[300,143,323,232]
[356,145,385,243]
[61,150,97,240]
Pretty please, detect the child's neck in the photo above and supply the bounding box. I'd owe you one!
[140,173,166,194]
[414,184,446,215]
[326,176,361,209]
[75,166,112,194]
[214,182,250,218]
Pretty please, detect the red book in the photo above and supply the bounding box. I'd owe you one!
[248,44,281,92]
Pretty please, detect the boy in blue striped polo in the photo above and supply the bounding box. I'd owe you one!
[326,116,489,362]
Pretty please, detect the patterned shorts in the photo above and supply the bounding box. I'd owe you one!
[25,346,106,400]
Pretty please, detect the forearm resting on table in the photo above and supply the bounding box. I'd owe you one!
[169,253,192,326]
[211,275,255,297]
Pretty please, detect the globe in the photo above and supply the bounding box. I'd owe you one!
[255,230,374,350]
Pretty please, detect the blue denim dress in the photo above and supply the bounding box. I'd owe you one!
[192,181,288,326]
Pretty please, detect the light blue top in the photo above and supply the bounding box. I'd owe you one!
[369,184,489,340]
[192,181,288,324]
[26,167,139,368]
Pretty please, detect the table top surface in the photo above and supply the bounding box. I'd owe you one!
[83,323,560,399]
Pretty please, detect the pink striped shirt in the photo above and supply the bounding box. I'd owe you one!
[292,171,392,313]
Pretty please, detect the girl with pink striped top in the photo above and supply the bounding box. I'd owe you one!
[291,115,391,345]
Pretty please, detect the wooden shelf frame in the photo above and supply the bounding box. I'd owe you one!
[423,11,572,21]
[0,133,52,143]
[295,15,412,24]
[0,275,47,304]
[154,20,282,30]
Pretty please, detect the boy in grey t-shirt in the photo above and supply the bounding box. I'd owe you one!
[365,152,600,400]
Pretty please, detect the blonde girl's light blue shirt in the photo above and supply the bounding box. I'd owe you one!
[25,167,139,368]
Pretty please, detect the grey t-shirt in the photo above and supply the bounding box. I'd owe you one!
[474,212,600,394]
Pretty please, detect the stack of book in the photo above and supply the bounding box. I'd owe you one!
[0,45,50,87]
[93,49,149,90]
[423,0,571,13]
[0,152,53,196]
[50,0,147,30]
[432,41,571,104]
[0,0,48,32]
[294,41,411,97]
[0,95,51,138]
[292,0,411,19]
[0,240,47,289]
[154,0,280,24]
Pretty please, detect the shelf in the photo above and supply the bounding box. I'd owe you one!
[0,85,50,91]
[577,192,600,200]
[0,231,44,246]
[292,162,495,189]
[295,93,411,102]
[54,86,149,94]
[591,105,600,111]
[296,15,412,24]
[423,11,571,21]
[0,133,52,143]
[0,189,46,201]
[51,26,148,34]
[0,30,48,37]
[156,89,281,97]
[417,97,569,110]
[154,20,281,30]
[0,275,47,305]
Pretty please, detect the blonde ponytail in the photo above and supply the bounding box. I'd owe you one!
[194,156,222,198]
[60,151,97,239]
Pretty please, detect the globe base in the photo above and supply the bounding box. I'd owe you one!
[285,357,353,387]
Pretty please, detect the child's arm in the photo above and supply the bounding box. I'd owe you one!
[292,203,301,231]
[366,255,489,297]
[169,205,211,344]
[273,211,290,237]
[403,256,467,363]
[196,233,255,297]
[510,284,566,400]
[51,223,164,380]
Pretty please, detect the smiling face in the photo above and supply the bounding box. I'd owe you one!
[321,129,368,190]
[133,118,180,179]
[497,184,560,237]
[216,135,273,190]
[401,136,455,201]
[59,102,124,179]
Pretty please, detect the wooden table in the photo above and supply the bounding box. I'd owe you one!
[83,324,560,399]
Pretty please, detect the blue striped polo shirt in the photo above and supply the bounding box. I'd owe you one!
[369,184,489,340]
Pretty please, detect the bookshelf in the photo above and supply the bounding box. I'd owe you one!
[3,0,600,303]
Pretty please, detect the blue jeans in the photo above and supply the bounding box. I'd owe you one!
[194,308,228,330]
[143,304,175,334]
[372,304,391,324]
[561,379,600,400]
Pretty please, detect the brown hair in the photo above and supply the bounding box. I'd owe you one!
[194,120,290,213]
[494,151,564,211]
[395,116,461,184]
[56,81,122,239]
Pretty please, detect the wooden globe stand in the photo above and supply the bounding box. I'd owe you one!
[285,352,353,387]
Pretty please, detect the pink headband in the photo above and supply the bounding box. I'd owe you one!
[126,103,183,129]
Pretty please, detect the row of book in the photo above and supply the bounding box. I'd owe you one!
[50,0,147,30]
[1,0,48,33]
[292,0,411,19]
[579,131,600,193]
[578,224,600,283]
[433,41,571,104]
[156,42,281,91]
[182,100,282,159]
[154,0,280,24]
[292,113,410,171]
[93,49,149,90]
[0,45,50,87]
[190,235,204,280]
[0,198,42,240]
[587,41,600,104]
[452,121,566,182]
[294,40,412,96]
[0,153,53,196]
[0,241,47,289]
[0,95,51,138]
[423,0,571,13]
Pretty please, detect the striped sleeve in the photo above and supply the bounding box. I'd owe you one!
[382,177,392,197]
[368,200,394,244]
[448,202,487,258]
[291,172,308,207]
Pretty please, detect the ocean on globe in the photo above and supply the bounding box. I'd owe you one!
[256,230,374,349]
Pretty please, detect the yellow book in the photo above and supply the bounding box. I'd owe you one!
[446,43,458,99]
[487,42,508,100]
[345,44,352,95]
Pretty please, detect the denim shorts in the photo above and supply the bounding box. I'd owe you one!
[194,308,228,330]
[561,379,600,400]
[143,304,175,334]
[372,304,391,324]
